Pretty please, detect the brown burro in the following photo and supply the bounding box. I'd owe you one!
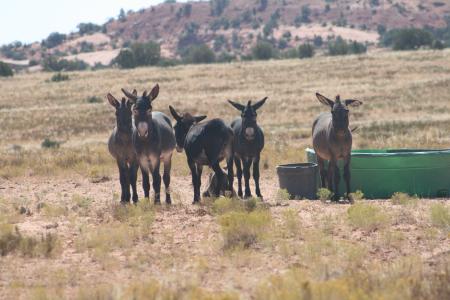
[312,93,362,202]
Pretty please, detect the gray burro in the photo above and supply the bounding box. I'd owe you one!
[122,85,176,204]
[312,93,362,201]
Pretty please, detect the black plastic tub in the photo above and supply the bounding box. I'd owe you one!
[276,163,318,199]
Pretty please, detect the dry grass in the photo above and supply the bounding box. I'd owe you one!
[0,49,449,299]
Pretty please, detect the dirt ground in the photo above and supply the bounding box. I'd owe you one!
[0,170,448,299]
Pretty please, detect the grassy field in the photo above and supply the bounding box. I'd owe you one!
[0,50,449,299]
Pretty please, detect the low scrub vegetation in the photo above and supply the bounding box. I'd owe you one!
[430,203,450,232]
[0,224,60,258]
[347,202,390,231]
[391,192,418,206]
[219,208,271,250]
[49,72,69,82]
[255,258,450,300]
[0,61,13,77]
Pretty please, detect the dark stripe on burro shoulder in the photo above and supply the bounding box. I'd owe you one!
[122,84,176,204]
[169,106,234,204]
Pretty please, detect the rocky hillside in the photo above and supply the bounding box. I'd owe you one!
[2,0,450,67]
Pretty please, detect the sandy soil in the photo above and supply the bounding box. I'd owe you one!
[0,170,448,299]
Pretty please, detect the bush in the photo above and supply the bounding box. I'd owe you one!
[298,43,314,58]
[390,192,418,206]
[0,61,13,77]
[41,138,62,148]
[252,41,276,60]
[0,224,60,258]
[347,202,389,231]
[79,41,94,53]
[77,23,102,35]
[50,72,69,82]
[219,209,271,250]
[328,37,366,55]
[115,49,136,69]
[42,56,88,71]
[317,188,333,201]
[381,28,434,50]
[184,44,215,64]
[328,37,349,55]
[210,0,229,16]
[42,32,66,48]
[131,41,161,66]
[430,203,450,231]
[86,96,102,103]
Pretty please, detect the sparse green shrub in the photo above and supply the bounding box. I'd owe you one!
[349,190,365,202]
[41,138,61,149]
[212,197,261,215]
[131,41,161,66]
[430,203,450,231]
[282,209,301,237]
[86,96,102,103]
[298,43,314,58]
[317,188,333,201]
[0,224,21,256]
[41,32,66,48]
[0,61,13,77]
[328,37,367,55]
[252,41,276,60]
[184,44,215,64]
[347,202,389,231]
[276,189,291,202]
[42,56,88,71]
[77,22,102,35]
[391,192,418,206]
[114,49,136,69]
[0,224,60,257]
[50,72,69,82]
[219,209,271,250]
[381,28,434,50]
[210,0,229,16]
[79,41,94,53]
[41,203,68,217]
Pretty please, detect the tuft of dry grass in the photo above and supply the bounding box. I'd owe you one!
[219,209,272,250]
[430,203,450,232]
[347,202,390,231]
[0,224,60,258]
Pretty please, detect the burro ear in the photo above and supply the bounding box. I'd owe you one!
[107,93,119,108]
[194,115,207,123]
[344,99,363,107]
[316,93,334,107]
[121,88,138,102]
[227,100,246,111]
[169,105,182,121]
[149,84,160,101]
[252,97,268,111]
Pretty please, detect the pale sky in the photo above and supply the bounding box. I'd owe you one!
[0,0,188,46]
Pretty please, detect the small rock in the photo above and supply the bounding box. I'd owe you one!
[19,206,27,214]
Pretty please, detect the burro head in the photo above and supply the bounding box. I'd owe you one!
[122,84,160,138]
[316,93,362,130]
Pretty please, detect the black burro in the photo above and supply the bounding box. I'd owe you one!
[312,93,362,201]
[122,84,176,204]
[107,92,139,204]
[169,106,234,204]
[228,97,267,199]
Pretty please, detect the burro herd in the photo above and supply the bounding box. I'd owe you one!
[108,84,362,204]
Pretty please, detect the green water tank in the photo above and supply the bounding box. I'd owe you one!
[306,148,450,199]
